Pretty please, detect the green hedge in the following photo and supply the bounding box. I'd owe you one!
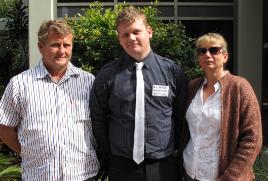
[67,2,202,79]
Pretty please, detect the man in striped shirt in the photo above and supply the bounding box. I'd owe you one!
[0,19,99,180]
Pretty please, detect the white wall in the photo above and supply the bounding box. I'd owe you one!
[28,0,57,68]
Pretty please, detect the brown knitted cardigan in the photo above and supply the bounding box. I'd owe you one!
[183,72,263,181]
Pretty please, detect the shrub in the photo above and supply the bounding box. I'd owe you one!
[0,153,21,180]
[0,0,28,96]
[0,0,16,18]
[67,2,202,79]
[4,0,28,72]
[0,0,27,178]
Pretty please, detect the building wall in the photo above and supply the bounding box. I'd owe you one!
[234,0,262,104]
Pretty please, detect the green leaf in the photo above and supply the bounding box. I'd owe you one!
[0,165,21,178]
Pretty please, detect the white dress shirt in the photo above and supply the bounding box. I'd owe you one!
[0,62,99,181]
[183,79,221,181]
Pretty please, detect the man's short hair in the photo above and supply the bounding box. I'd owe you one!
[116,6,149,30]
[38,19,74,44]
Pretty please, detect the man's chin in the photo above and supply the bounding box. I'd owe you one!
[127,48,141,55]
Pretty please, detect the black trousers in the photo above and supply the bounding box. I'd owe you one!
[108,155,179,181]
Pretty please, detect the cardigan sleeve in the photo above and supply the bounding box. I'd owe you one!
[217,78,263,181]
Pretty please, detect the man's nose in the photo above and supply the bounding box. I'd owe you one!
[129,33,136,40]
[58,45,65,53]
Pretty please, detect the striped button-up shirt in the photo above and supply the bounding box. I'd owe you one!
[0,61,99,181]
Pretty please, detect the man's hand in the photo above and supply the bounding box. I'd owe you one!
[0,125,21,154]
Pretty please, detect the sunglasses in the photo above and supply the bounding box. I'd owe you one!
[197,47,222,55]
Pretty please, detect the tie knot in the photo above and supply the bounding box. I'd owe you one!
[136,62,144,70]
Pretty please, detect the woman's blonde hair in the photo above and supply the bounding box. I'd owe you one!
[195,33,228,54]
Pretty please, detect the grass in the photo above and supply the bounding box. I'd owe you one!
[254,146,268,181]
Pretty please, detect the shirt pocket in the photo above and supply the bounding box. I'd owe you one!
[150,93,173,109]
[69,100,90,121]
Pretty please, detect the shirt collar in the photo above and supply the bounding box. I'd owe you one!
[124,50,154,71]
[202,78,221,92]
[35,61,79,80]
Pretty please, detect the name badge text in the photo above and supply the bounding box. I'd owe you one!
[152,85,169,97]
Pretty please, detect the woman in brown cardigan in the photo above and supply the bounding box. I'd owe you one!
[182,33,262,181]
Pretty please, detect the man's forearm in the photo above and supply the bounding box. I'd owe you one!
[0,125,21,154]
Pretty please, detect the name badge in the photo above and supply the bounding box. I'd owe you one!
[152,85,169,97]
